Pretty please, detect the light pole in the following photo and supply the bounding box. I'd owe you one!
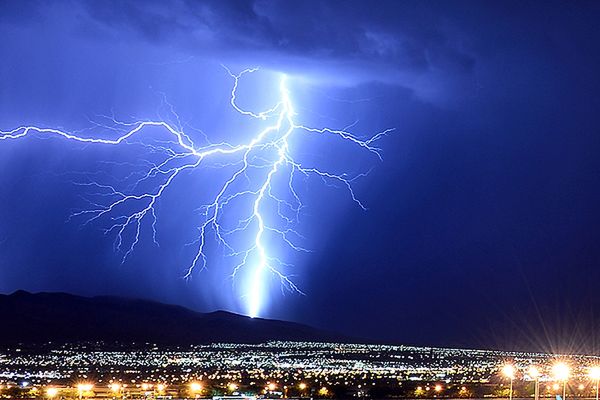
[589,367,600,400]
[529,366,540,400]
[553,363,569,400]
[503,364,516,400]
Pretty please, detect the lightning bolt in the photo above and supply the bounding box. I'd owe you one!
[0,68,393,317]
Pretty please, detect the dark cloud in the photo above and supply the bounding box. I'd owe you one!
[12,0,477,100]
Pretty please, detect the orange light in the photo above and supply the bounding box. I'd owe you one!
[77,384,93,392]
[46,388,59,398]
[299,383,307,390]
[190,383,202,392]
[110,384,121,392]
[268,383,277,391]
[434,385,443,392]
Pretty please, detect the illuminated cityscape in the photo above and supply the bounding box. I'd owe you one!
[2,342,600,398]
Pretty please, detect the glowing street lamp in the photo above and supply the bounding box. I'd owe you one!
[190,382,202,393]
[77,384,93,400]
[529,366,541,400]
[227,383,238,392]
[46,387,59,399]
[110,383,122,397]
[110,383,121,392]
[553,363,570,400]
[589,367,600,400]
[503,364,516,400]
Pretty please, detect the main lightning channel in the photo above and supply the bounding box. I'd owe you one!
[0,69,393,317]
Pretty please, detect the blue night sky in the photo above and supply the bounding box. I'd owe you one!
[1,1,600,351]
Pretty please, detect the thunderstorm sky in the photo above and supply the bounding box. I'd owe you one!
[1,0,600,351]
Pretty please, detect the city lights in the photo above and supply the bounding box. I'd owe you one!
[77,384,93,392]
[4,342,600,399]
[553,363,570,381]
[528,366,540,379]
[109,383,121,393]
[590,367,600,400]
[228,383,239,392]
[189,382,202,393]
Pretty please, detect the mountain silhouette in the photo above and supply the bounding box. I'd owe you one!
[0,290,352,345]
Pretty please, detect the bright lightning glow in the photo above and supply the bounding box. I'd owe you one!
[0,67,392,317]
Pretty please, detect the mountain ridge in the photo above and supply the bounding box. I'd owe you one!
[0,290,354,345]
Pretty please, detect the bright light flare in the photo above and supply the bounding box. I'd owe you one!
[553,363,570,381]
[553,383,561,391]
[529,366,540,379]
[502,364,516,379]
[190,383,202,392]
[110,383,121,392]
[46,388,59,398]
[590,367,600,380]
[77,384,93,392]
[228,383,238,392]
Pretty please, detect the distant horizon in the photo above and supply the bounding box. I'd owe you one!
[1,289,595,356]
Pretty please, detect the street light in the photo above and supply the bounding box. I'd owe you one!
[589,367,600,400]
[529,366,541,400]
[46,387,59,399]
[227,383,238,392]
[553,363,569,400]
[502,364,516,400]
[190,382,202,392]
[77,384,93,400]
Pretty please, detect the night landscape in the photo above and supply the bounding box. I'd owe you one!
[1,1,600,399]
